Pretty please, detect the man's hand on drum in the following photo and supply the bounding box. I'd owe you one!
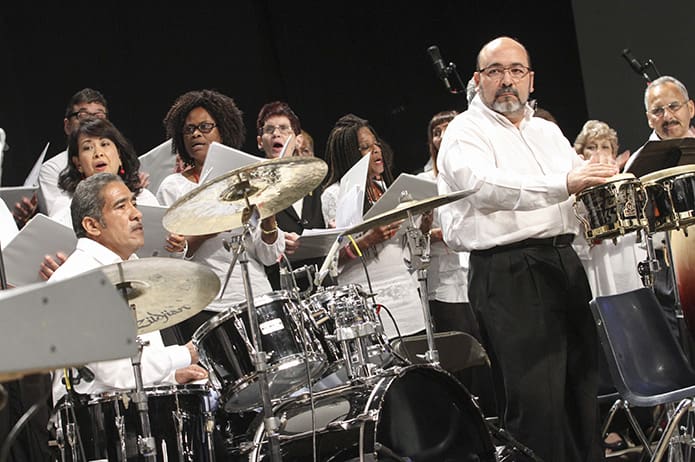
[284,232,300,255]
[175,364,208,384]
[567,162,618,195]
[39,251,68,280]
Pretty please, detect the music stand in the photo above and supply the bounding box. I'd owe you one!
[0,270,138,380]
[625,138,695,177]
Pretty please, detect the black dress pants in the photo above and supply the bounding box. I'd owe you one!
[469,242,602,462]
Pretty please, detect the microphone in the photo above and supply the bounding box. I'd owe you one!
[427,45,452,92]
[621,48,650,82]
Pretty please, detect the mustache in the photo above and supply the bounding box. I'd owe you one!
[495,85,519,98]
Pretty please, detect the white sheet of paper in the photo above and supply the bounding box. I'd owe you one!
[363,173,437,220]
[3,213,76,287]
[200,142,262,183]
[0,186,39,210]
[289,227,346,262]
[139,139,175,196]
[137,204,171,258]
[24,142,50,187]
[335,154,370,229]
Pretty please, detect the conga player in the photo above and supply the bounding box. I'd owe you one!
[437,36,617,461]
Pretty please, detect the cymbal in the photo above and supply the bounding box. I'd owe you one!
[95,258,220,335]
[344,189,472,236]
[163,157,328,236]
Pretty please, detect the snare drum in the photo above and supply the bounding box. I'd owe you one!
[192,291,327,412]
[574,173,647,241]
[54,384,215,461]
[640,165,695,233]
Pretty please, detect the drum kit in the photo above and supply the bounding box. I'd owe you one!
[50,157,496,461]
[574,163,695,346]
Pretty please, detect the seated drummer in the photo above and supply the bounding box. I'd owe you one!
[49,172,207,405]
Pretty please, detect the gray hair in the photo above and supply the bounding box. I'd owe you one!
[71,173,123,238]
[645,75,690,110]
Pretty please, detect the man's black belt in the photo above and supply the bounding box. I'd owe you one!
[474,234,575,254]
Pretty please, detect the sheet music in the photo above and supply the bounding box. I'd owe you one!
[289,227,346,262]
[2,213,76,287]
[136,204,172,258]
[0,186,39,210]
[24,142,50,187]
[139,139,175,195]
[335,154,370,228]
[200,142,261,183]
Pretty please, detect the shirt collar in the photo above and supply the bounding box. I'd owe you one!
[76,237,137,265]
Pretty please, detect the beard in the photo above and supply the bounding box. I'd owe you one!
[489,85,526,115]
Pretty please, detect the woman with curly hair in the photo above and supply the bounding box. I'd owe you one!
[156,89,284,335]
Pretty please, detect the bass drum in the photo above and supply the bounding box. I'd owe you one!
[246,365,495,462]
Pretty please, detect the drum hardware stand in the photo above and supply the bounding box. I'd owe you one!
[0,242,7,411]
[638,228,661,288]
[400,194,439,366]
[129,338,157,461]
[222,176,283,462]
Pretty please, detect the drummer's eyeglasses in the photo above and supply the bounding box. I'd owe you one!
[261,124,293,135]
[477,64,531,81]
[68,109,108,121]
[183,122,217,135]
[649,100,689,118]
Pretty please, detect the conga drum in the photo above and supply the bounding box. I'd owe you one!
[573,173,647,241]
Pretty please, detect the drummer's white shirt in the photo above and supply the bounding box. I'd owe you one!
[436,95,584,252]
[157,172,284,311]
[49,238,191,405]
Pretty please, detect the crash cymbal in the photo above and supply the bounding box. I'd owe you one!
[344,189,472,236]
[96,258,220,335]
[163,156,328,236]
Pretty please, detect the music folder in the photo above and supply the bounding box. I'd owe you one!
[139,138,175,195]
[0,270,138,381]
[625,138,695,177]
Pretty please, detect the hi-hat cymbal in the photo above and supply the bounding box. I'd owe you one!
[95,258,220,335]
[344,189,472,236]
[163,157,328,236]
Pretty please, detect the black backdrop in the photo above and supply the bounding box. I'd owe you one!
[1,2,588,186]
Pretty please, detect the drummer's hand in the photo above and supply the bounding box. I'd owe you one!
[13,194,38,228]
[185,341,200,364]
[175,364,208,384]
[165,233,187,254]
[39,252,68,280]
[284,232,300,255]
[567,162,618,195]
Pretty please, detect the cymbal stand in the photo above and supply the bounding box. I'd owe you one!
[402,208,438,365]
[130,338,157,461]
[0,243,7,410]
[226,175,282,461]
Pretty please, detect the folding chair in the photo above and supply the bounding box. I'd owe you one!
[590,288,695,461]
